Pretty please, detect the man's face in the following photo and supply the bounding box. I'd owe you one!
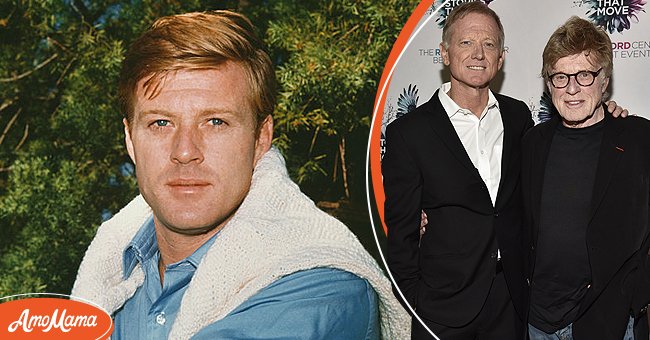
[440,12,504,91]
[548,53,609,128]
[125,64,273,235]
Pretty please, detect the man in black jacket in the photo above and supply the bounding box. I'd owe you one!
[383,3,532,339]
[522,16,650,340]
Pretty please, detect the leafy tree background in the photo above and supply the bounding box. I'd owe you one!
[0,0,417,295]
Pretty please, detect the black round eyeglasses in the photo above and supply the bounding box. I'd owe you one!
[548,68,603,89]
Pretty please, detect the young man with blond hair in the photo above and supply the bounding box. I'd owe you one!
[383,3,532,339]
[73,10,409,339]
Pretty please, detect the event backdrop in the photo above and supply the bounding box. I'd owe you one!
[379,0,650,160]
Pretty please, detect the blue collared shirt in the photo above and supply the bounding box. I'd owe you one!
[112,216,379,339]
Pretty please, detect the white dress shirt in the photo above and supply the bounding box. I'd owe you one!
[438,82,504,206]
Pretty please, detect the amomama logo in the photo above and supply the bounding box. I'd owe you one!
[0,294,112,339]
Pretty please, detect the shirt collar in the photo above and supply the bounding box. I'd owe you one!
[182,229,218,268]
[438,82,500,119]
[123,215,157,279]
[122,215,220,278]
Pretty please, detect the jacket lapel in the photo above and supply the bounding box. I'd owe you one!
[588,113,626,223]
[530,116,559,244]
[423,91,483,182]
[578,113,626,317]
[494,98,516,209]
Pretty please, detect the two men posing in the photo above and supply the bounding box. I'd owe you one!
[383,2,650,340]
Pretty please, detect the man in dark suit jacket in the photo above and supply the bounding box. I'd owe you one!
[521,17,650,340]
[382,3,533,339]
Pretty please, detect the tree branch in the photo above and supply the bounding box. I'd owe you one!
[338,137,350,199]
[14,123,29,151]
[0,54,59,83]
[0,98,14,112]
[70,0,88,23]
[48,37,70,53]
[0,108,21,146]
[56,57,76,86]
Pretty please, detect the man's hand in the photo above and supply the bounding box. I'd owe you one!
[605,100,629,118]
[420,211,428,236]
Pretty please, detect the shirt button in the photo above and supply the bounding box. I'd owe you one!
[480,150,485,155]
[156,312,166,325]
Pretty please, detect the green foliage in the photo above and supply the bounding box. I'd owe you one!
[0,0,416,295]
[266,0,417,201]
[0,156,131,293]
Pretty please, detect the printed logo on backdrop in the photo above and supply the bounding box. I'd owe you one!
[428,0,497,28]
[533,92,559,124]
[380,84,419,159]
[578,0,647,33]
[419,47,446,64]
[579,0,650,61]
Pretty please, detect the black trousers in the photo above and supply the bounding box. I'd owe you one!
[412,271,524,340]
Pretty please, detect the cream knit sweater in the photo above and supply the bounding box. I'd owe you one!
[72,147,410,339]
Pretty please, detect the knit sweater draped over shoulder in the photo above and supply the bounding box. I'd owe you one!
[72,147,410,339]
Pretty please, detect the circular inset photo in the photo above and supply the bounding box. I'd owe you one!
[367,0,650,339]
